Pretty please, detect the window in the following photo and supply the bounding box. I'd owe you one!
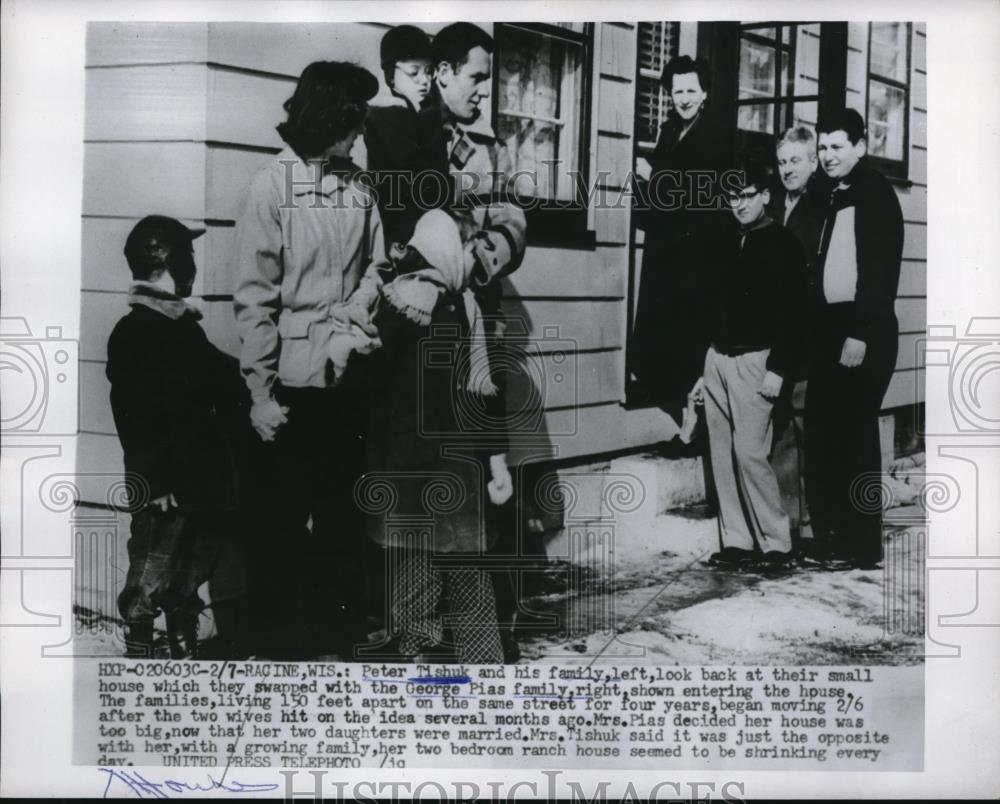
[736,23,822,149]
[866,22,911,179]
[494,23,590,204]
[635,22,679,150]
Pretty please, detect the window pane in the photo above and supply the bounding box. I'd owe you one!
[780,48,791,96]
[739,38,777,99]
[870,22,907,82]
[738,102,775,134]
[868,80,906,160]
[496,115,559,199]
[791,100,818,129]
[744,25,777,40]
[496,25,585,200]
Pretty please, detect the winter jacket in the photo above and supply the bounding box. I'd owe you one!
[107,283,249,510]
[815,159,904,342]
[232,147,386,402]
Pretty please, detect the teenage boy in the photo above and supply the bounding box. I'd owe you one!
[108,216,248,658]
[699,159,807,570]
[806,108,903,569]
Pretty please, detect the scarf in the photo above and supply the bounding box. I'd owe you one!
[381,210,499,396]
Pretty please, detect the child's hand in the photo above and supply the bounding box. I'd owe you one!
[251,398,289,442]
[689,377,705,406]
[150,493,178,512]
[487,453,513,505]
[759,371,783,400]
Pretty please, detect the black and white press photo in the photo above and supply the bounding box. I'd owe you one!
[2,2,999,798]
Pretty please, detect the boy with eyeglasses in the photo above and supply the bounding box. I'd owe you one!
[696,158,808,571]
[364,25,448,246]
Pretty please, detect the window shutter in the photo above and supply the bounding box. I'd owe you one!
[635,22,679,147]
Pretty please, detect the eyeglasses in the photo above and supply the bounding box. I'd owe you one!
[396,64,433,80]
[725,188,761,204]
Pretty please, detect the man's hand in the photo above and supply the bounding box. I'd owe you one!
[487,453,513,506]
[251,398,289,442]
[150,493,178,512]
[689,377,706,406]
[839,337,867,368]
[759,370,783,400]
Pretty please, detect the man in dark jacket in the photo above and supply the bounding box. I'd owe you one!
[806,108,904,569]
[699,158,807,570]
[766,126,829,549]
[108,216,248,658]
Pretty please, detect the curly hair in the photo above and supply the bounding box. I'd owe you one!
[276,61,378,159]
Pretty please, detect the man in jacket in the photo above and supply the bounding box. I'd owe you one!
[424,23,529,660]
[767,126,828,550]
[806,108,904,569]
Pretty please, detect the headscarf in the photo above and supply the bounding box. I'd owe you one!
[382,210,499,396]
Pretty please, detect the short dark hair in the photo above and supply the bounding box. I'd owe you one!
[276,61,378,160]
[816,107,867,145]
[732,152,774,193]
[432,23,494,72]
[660,55,711,93]
[380,25,432,87]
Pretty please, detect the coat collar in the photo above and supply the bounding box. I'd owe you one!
[739,212,774,236]
[276,146,361,197]
[128,281,202,321]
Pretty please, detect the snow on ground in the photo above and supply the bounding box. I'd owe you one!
[517,504,925,666]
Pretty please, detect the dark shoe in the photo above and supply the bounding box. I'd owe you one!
[706,547,755,568]
[753,550,794,570]
[124,621,155,659]
[166,613,200,659]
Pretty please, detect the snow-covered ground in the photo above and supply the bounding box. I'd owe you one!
[73,455,927,665]
[517,503,925,666]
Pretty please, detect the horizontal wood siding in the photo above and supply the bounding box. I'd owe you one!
[846,23,927,409]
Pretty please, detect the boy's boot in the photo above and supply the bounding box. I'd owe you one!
[166,613,200,659]
[123,620,155,659]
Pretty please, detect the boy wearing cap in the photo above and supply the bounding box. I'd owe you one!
[364,25,448,247]
[698,159,808,571]
[233,61,386,659]
[108,216,249,658]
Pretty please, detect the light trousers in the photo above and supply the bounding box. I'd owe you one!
[703,346,792,554]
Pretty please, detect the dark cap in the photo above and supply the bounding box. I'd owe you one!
[380,25,432,77]
[124,215,205,259]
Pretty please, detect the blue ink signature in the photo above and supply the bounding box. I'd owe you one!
[406,675,471,684]
[99,767,279,798]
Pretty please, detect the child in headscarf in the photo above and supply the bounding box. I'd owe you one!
[357,209,512,664]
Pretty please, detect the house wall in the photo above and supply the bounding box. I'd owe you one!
[78,21,682,508]
[845,21,927,411]
[78,21,927,508]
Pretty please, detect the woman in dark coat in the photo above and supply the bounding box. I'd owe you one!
[631,55,734,423]
[357,210,511,664]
